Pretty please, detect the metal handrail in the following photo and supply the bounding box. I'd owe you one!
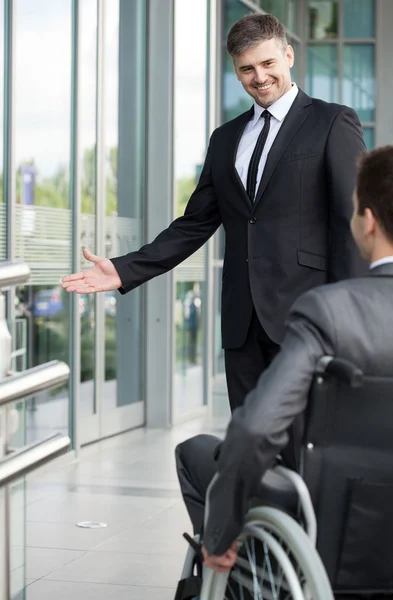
[0,261,30,289]
[0,434,70,488]
[0,361,70,407]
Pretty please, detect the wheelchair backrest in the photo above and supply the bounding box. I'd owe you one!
[301,371,393,593]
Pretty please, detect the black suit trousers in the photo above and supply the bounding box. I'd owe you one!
[224,309,280,412]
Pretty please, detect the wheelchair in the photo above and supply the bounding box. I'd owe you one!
[177,355,393,599]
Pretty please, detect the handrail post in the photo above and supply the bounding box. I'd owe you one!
[0,261,30,600]
[0,279,12,600]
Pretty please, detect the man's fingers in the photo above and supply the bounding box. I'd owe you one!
[63,282,97,293]
[62,272,85,284]
[83,248,100,263]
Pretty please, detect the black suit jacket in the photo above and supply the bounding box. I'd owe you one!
[112,89,367,348]
[203,263,393,555]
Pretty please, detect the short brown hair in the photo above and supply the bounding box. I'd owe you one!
[357,146,393,242]
[227,13,288,57]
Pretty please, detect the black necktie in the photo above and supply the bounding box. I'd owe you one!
[246,110,271,201]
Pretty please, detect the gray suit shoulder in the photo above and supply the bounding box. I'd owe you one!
[288,277,375,325]
[292,276,372,308]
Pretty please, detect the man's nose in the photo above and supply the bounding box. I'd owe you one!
[253,68,268,84]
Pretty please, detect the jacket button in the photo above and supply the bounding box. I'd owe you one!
[249,217,256,224]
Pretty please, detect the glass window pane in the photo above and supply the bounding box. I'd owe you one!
[261,1,287,26]
[306,45,338,102]
[174,0,207,417]
[103,0,119,410]
[15,0,72,442]
[343,0,375,38]
[213,266,225,376]
[363,127,374,150]
[222,51,253,123]
[308,1,338,40]
[343,44,375,122]
[288,0,298,33]
[223,0,252,39]
[291,40,300,83]
[80,0,97,419]
[0,0,4,260]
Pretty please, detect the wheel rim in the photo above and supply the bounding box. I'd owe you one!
[219,523,306,600]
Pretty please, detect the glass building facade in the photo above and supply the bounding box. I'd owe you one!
[0,0,390,457]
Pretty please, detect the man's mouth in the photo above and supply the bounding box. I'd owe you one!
[254,82,274,91]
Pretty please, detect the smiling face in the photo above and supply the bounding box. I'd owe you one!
[233,37,294,108]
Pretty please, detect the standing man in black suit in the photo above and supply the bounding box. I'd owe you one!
[62,13,366,412]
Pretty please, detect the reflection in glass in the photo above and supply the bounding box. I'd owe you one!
[103,0,119,411]
[174,0,207,417]
[15,0,72,445]
[223,52,252,123]
[343,45,375,122]
[291,41,300,84]
[11,1,71,596]
[222,0,252,123]
[363,128,374,150]
[0,0,4,260]
[80,0,97,418]
[0,0,4,261]
[223,0,252,38]
[261,0,287,25]
[288,0,298,33]
[343,0,374,39]
[213,266,225,376]
[306,45,338,102]
[308,1,338,40]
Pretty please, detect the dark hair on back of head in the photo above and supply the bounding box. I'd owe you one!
[356,145,393,243]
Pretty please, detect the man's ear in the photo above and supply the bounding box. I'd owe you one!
[364,207,376,236]
[286,45,294,69]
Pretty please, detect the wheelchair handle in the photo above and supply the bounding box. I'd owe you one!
[316,356,363,387]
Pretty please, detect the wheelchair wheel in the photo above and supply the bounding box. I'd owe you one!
[200,506,334,600]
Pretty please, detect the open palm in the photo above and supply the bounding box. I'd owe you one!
[61,248,122,294]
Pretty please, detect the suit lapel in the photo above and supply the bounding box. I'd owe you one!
[228,107,254,208]
[253,90,312,208]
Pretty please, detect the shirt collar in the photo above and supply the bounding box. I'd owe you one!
[251,83,299,127]
[369,256,393,270]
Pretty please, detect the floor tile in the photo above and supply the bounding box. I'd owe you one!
[26,492,174,525]
[44,550,182,588]
[27,580,175,600]
[26,547,85,580]
[141,503,192,532]
[92,524,188,555]
[26,520,129,551]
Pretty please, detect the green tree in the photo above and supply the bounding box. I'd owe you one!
[175,176,196,218]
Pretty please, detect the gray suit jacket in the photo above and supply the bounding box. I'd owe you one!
[204,263,393,555]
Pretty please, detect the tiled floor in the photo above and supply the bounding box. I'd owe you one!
[23,409,230,599]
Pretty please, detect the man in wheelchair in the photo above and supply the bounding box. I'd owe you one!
[176,145,393,599]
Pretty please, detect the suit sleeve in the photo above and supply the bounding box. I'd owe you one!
[203,289,335,556]
[326,107,368,281]
[110,133,221,294]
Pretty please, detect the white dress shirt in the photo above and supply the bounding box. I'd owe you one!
[235,83,299,192]
[369,256,393,269]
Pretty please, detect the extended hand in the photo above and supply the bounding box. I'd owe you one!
[201,541,238,573]
[61,248,122,294]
